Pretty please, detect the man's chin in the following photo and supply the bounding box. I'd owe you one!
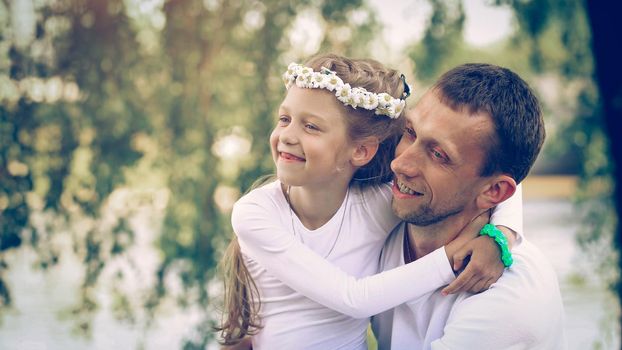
[392,201,463,227]
[392,201,424,224]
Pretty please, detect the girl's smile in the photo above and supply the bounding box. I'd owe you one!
[278,151,306,162]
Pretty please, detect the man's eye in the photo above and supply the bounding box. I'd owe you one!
[278,115,290,124]
[305,123,319,131]
[432,149,447,161]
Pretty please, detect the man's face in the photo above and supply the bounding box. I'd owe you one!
[391,91,494,226]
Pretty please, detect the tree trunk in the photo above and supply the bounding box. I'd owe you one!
[585,2,622,345]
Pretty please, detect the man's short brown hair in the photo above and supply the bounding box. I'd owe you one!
[433,63,545,183]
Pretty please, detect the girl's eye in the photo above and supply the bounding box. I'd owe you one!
[305,123,319,131]
[404,127,416,139]
[278,115,290,124]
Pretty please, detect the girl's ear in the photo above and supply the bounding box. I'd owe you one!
[476,175,517,210]
[351,137,379,167]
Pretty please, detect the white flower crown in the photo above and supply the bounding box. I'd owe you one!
[282,62,410,119]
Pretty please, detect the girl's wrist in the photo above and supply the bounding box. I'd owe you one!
[495,225,517,250]
[480,224,514,268]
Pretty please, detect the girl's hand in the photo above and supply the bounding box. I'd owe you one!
[443,224,518,295]
[442,210,507,295]
[441,235,504,295]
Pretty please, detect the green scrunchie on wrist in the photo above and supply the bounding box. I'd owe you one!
[479,223,513,268]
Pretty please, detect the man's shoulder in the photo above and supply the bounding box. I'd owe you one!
[442,241,566,348]
[459,240,562,311]
[501,240,560,293]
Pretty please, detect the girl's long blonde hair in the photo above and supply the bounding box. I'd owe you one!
[216,236,262,345]
[216,53,407,345]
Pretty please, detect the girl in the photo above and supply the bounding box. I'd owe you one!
[218,54,523,349]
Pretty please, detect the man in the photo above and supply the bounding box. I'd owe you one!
[372,63,566,349]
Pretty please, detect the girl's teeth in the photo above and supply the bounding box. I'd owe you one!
[281,152,304,161]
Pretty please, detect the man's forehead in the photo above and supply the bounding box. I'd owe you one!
[408,91,492,126]
[405,91,444,123]
[407,91,494,158]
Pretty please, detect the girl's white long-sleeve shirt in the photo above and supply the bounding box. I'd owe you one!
[231,180,523,349]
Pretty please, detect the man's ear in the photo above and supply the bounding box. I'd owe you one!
[351,137,379,167]
[476,175,517,210]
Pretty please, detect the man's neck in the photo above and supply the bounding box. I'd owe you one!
[405,212,476,260]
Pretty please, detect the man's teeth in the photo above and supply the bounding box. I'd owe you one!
[398,181,416,195]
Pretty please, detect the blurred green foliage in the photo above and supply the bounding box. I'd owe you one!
[0,0,379,346]
[0,0,617,347]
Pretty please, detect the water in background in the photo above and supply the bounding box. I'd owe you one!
[0,199,619,349]
[524,200,619,349]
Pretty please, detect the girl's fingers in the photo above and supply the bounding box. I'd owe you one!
[461,277,486,292]
[443,274,497,295]
[458,276,479,294]
[445,257,488,294]
[483,277,496,291]
[442,270,471,295]
[469,278,490,294]
[452,248,471,271]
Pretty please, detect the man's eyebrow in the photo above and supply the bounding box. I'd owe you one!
[411,121,458,160]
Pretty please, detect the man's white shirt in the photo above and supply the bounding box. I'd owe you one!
[372,222,567,350]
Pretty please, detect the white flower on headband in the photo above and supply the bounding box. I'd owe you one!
[282,63,408,119]
[335,83,351,103]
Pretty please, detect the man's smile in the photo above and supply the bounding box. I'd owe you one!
[393,179,424,197]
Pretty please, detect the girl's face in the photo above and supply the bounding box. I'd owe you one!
[270,86,356,188]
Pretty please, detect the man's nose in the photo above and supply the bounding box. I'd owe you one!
[391,145,423,178]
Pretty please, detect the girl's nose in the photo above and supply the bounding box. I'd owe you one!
[279,125,298,145]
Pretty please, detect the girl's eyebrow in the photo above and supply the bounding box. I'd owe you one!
[279,103,327,123]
